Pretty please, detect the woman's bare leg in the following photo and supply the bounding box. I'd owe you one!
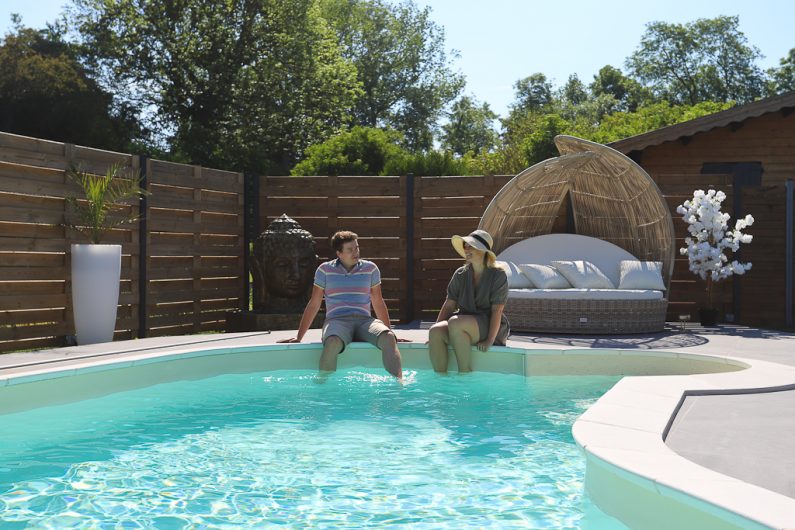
[428,321,451,373]
[447,315,480,372]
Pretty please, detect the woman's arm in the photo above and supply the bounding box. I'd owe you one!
[477,303,505,351]
[436,298,458,323]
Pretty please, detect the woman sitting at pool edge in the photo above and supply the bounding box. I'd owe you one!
[428,230,510,373]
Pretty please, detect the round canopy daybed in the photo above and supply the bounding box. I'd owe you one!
[479,135,675,334]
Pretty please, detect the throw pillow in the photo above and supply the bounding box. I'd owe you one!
[517,263,571,289]
[551,260,616,289]
[497,260,534,289]
[619,260,666,290]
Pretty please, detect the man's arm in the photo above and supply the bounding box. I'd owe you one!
[370,284,393,329]
[278,285,324,343]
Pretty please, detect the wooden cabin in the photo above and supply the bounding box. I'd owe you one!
[609,91,795,328]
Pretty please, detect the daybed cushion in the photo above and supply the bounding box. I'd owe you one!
[551,260,616,289]
[619,260,666,290]
[498,260,533,289]
[498,234,641,287]
[508,288,664,300]
[517,264,570,289]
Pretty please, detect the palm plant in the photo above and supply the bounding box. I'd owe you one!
[66,163,148,244]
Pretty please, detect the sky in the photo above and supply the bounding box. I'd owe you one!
[2,0,793,119]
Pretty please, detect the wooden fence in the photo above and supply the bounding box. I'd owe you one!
[1,130,793,353]
[0,132,246,352]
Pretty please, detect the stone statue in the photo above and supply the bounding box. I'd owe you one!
[251,214,317,314]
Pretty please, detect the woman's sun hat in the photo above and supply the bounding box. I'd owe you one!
[451,229,496,261]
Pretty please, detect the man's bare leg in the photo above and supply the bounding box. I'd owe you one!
[319,336,344,373]
[378,332,403,378]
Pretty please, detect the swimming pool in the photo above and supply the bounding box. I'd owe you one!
[1,335,794,529]
[0,368,626,528]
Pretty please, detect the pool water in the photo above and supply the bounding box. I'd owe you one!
[0,369,628,529]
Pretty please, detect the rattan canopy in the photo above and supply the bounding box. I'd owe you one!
[479,135,675,285]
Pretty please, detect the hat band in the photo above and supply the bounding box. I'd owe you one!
[470,233,491,251]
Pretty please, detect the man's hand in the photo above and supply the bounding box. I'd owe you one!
[395,336,412,343]
[278,337,301,343]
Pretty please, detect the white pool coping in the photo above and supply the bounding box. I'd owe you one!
[1,328,794,529]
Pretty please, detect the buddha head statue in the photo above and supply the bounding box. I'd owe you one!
[252,214,317,313]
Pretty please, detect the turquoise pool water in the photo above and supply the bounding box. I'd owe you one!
[0,369,627,528]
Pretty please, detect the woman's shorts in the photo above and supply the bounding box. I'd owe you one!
[464,312,510,346]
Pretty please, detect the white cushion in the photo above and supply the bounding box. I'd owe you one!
[619,260,666,290]
[508,288,664,300]
[497,234,636,286]
[551,260,615,289]
[497,260,534,289]
[517,264,571,289]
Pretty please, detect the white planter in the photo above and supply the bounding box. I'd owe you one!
[71,244,122,345]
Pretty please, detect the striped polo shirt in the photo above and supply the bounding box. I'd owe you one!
[314,258,381,318]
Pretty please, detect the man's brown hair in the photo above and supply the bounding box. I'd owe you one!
[331,231,358,252]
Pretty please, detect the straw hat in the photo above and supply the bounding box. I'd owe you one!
[451,229,496,261]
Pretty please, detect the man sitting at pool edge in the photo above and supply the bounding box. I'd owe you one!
[278,230,405,379]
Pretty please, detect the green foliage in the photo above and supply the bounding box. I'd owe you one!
[383,150,473,176]
[561,75,589,106]
[320,0,464,152]
[70,0,361,174]
[441,96,498,156]
[590,101,735,144]
[626,16,765,104]
[66,164,148,244]
[767,48,795,95]
[589,65,652,112]
[0,19,142,151]
[291,127,404,176]
[511,73,553,114]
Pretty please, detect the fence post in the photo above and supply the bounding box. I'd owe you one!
[405,173,415,323]
[243,173,260,311]
[786,179,793,328]
[138,155,148,338]
[702,162,762,322]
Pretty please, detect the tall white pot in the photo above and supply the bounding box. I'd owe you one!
[71,244,122,345]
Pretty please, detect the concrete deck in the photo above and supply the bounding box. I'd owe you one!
[1,323,793,506]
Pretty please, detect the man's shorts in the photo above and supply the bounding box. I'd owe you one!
[322,315,391,352]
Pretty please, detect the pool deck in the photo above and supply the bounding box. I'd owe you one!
[1,322,794,526]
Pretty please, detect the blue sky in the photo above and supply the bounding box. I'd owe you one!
[3,0,793,118]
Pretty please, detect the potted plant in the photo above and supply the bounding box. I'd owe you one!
[66,163,147,345]
[676,189,754,326]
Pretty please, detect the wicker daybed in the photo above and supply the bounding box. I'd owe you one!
[480,135,675,334]
[498,234,668,333]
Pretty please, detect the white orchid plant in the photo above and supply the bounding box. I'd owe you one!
[676,189,754,309]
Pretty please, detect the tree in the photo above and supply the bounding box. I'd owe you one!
[0,17,141,151]
[501,73,556,144]
[767,48,795,95]
[562,74,589,106]
[590,100,734,144]
[511,73,553,113]
[291,126,405,176]
[440,96,497,156]
[626,16,765,105]
[589,65,650,112]
[321,0,464,151]
[383,149,472,176]
[69,0,361,174]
